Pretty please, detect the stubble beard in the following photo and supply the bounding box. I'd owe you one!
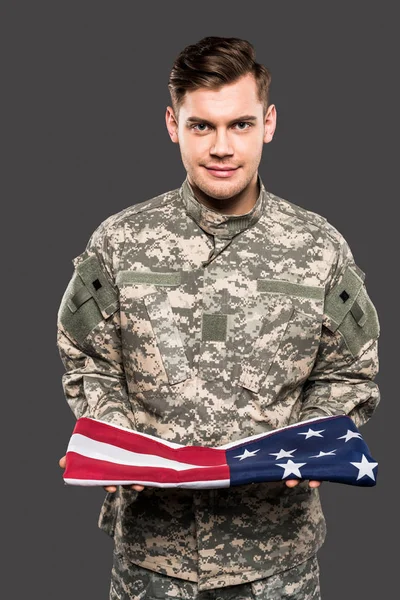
[188,165,256,202]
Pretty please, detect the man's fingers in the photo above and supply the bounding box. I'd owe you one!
[59,456,66,469]
[285,480,322,488]
[285,479,299,487]
[121,484,145,492]
[103,484,146,493]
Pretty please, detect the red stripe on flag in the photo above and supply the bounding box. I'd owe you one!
[73,418,226,466]
[64,452,230,484]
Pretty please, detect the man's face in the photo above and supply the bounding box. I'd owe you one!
[166,73,276,202]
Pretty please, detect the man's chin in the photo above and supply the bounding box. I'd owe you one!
[193,171,245,200]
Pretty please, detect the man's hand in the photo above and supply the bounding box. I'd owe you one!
[285,479,321,488]
[58,455,145,493]
[59,455,318,492]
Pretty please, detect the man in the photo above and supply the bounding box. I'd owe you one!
[57,36,380,599]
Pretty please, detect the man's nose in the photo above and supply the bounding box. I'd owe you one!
[210,130,234,156]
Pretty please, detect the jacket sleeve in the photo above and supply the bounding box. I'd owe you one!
[56,219,136,430]
[299,226,381,429]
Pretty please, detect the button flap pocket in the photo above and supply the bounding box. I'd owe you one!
[116,269,190,391]
[271,308,322,383]
[143,289,190,385]
[239,298,294,393]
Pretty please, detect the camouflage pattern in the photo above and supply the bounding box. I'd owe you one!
[109,548,321,599]
[57,173,380,591]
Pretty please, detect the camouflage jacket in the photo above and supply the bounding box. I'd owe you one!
[57,174,380,591]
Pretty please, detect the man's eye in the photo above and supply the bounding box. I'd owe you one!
[192,123,209,131]
[234,122,252,130]
[191,122,253,132]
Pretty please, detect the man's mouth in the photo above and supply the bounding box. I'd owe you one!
[204,166,239,178]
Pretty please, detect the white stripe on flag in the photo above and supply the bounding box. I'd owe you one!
[67,434,221,471]
[83,417,185,448]
[64,478,230,489]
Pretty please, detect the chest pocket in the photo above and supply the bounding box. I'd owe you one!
[238,280,324,402]
[116,270,190,392]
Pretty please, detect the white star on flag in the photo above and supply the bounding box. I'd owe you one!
[309,450,337,458]
[269,448,297,460]
[234,448,260,461]
[276,459,307,479]
[350,454,378,481]
[338,430,362,443]
[298,428,325,439]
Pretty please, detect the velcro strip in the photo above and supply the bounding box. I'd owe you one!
[257,279,324,300]
[116,271,182,286]
[202,313,228,342]
[350,299,367,327]
[67,285,92,313]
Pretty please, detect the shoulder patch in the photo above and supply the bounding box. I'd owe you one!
[58,252,119,345]
[324,264,380,357]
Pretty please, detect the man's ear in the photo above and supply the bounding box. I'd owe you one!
[263,104,277,144]
[165,106,179,143]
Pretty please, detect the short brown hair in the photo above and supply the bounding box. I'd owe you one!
[168,36,272,122]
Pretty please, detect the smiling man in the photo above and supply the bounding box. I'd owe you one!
[173,71,270,215]
[57,36,381,599]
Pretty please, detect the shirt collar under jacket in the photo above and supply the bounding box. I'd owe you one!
[179,173,268,238]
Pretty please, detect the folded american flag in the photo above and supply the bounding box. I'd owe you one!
[63,414,378,488]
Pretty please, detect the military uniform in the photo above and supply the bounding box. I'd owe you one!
[57,174,380,595]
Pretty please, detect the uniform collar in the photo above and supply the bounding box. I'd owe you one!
[179,173,268,238]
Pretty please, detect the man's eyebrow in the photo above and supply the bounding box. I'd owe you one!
[185,115,258,125]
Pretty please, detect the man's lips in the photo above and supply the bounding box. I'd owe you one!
[204,166,239,178]
[205,166,238,170]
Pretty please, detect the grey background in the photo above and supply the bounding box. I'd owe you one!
[2,1,397,598]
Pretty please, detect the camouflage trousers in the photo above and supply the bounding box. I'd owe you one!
[109,549,321,600]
